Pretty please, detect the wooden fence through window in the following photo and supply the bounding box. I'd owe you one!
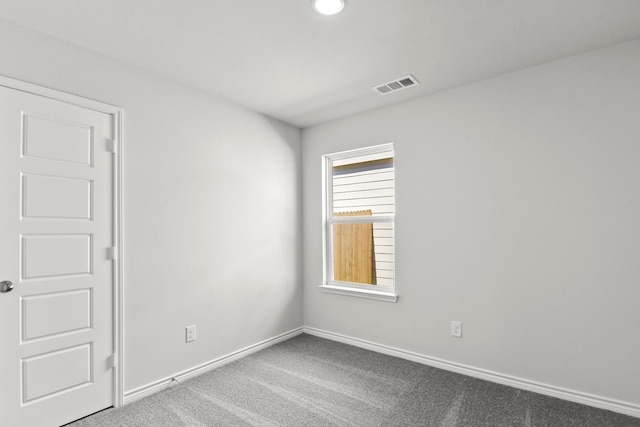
[333,210,376,285]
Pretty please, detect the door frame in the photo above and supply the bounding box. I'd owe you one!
[0,75,125,408]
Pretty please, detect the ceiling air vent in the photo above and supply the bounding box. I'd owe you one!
[373,75,420,95]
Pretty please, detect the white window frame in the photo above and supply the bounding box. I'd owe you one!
[320,143,398,303]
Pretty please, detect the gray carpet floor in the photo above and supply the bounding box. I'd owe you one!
[68,334,640,426]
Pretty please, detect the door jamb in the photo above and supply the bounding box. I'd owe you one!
[0,75,125,408]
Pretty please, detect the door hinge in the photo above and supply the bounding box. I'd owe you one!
[106,138,118,154]
[107,247,118,260]
[108,353,118,369]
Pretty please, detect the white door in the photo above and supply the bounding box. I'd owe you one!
[0,85,115,427]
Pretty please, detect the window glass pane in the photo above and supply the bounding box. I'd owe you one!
[372,222,394,286]
[332,222,394,286]
[332,157,394,217]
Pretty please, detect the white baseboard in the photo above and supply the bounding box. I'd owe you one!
[303,326,640,419]
[124,327,304,404]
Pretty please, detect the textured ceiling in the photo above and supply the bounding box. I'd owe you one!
[1,0,640,127]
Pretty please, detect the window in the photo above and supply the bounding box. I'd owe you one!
[321,143,397,302]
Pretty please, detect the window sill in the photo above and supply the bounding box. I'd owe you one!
[319,284,398,303]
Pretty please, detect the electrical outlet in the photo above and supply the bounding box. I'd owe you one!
[186,325,196,343]
[451,321,462,338]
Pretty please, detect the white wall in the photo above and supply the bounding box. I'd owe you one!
[303,40,640,408]
[4,14,639,413]
[0,19,303,393]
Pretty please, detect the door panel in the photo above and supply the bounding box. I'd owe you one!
[22,289,92,341]
[22,343,92,403]
[22,173,93,220]
[0,85,114,427]
[22,234,93,279]
[22,113,93,165]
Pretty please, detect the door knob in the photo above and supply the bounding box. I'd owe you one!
[0,281,14,293]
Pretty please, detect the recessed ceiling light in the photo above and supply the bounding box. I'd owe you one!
[313,0,345,16]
